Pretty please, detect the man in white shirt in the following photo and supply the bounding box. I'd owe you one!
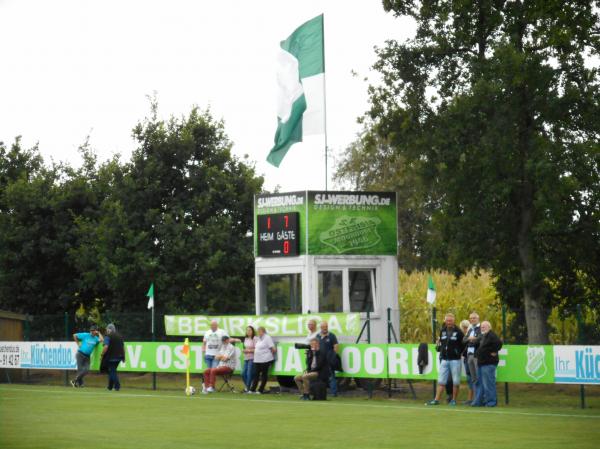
[304,319,319,345]
[203,320,225,369]
[202,335,236,393]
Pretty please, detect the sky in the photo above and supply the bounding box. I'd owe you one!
[0,0,415,191]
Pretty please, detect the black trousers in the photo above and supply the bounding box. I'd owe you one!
[250,361,271,393]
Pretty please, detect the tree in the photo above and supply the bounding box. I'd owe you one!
[71,105,264,314]
[338,1,600,342]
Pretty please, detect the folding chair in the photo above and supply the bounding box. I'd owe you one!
[218,373,237,393]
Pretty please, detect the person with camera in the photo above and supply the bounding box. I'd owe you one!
[71,325,103,388]
[426,312,464,406]
[317,321,340,397]
[294,338,329,400]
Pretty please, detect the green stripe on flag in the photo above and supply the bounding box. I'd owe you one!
[267,94,307,167]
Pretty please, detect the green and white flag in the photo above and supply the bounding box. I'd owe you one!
[267,14,325,167]
[426,276,436,305]
[146,283,154,309]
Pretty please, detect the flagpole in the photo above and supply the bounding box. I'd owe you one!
[151,284,156,391]
[322,14,329,192]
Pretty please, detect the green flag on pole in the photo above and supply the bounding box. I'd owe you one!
[267,14,325,167]
[146,283,155,309]
[426,276,436,305]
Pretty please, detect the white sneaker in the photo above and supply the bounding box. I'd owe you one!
[207,387,215,393]
[202,384,207,394]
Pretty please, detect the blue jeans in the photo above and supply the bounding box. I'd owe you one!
[204,355,219,369]
[329,373,338,396]
[472,364,497,406]
[464,359,474,391]
[242,360,254,389]
[107,360,121,391]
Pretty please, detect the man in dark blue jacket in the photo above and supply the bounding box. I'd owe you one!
[472,321,503,407]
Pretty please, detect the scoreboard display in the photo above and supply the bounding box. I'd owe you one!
[257,212,300,257]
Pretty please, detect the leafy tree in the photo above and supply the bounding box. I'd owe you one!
[338,1,600,342]
[71,105,264,314]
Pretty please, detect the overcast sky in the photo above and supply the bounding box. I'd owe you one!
[0,0,415,191]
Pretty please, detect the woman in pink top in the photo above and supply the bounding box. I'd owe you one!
[241,326,257,392]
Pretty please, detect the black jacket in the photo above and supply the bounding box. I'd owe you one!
[436,326,464,361]
[306,349,330,382]
[100,332,125,373]
[475,331,503,366]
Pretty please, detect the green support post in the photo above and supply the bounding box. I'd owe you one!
[64,312,69,387]
[502,304,509,405]
[432,306,437,398]
[576,304,585,409]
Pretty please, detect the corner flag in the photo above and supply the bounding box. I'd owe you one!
[146,283,155,309]
[426,276,436,305]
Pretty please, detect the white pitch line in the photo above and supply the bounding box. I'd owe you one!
[1,386,599,420]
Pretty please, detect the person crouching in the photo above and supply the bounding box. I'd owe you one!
[294,338,329,401]
[203,335,236,394]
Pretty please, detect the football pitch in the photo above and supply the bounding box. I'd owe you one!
[1,384,599,449]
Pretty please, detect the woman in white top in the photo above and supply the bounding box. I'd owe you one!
[249,327,275,394]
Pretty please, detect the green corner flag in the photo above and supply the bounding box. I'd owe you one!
[146,283,155,309]
[267,14,325,167]
[426,276,436,305]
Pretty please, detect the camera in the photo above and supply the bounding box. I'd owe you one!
[294,343,311,350]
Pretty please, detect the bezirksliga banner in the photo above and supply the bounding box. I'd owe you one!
[3,341,598,385]
[164,313,361,337]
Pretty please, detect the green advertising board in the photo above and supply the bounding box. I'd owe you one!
[254,191,397,256]
[164,313,361,337]
[86,342,560,384]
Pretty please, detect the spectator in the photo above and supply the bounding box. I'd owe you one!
[426,313,464,406]
[317,321,340,397]
[304,319,319,345]
[294,338,329,401]
[203,320,226,369]
[462,312,481,405]
[459,319,474,404]
[202,335,236,394]
[249,326,276,394]
[472,321,503,407]
[100,323,125,391]
[71,325,103,388]
[241,326,258,392]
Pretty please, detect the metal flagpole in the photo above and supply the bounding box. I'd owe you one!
[322,14,329,191]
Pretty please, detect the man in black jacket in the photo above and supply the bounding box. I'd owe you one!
[294,338,329,400]
[472,321,502,407]
[101,323,126,391]
[427,313,464,406]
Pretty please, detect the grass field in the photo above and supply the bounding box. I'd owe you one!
[1,377,600,449]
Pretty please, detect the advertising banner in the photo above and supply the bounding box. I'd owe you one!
[3,340,597,386]
[307,191,397,256]
[554,345,600,385]
[0,342,78,370]
[164,313,361,337]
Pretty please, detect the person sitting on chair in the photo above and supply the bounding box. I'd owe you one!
[202,335,236,394]
[294,338,329,401]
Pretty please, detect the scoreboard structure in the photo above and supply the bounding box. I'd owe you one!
[253,190,399,345]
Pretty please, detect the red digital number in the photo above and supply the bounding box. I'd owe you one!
[283,240,290,254]
[267,216,271,230]
[284,215,289,228]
